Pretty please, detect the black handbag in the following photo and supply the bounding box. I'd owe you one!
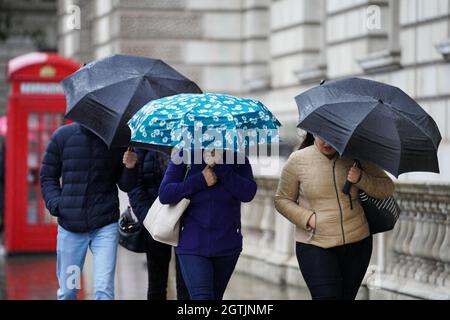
[344,160,401,235]
[359,191,400,234]
[118,206,149,253]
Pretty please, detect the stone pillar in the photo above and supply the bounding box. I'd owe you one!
[1,0,57,113]
[358,0,402,73]
[293,0,327,84]
[397,0,450,182]
[116,0,202,86]
[57,0,92,62]
[325,0,390,78]
[184,0,244,93]
[241,0,271,92]
[269,0,323,88]
[58,0,251,93]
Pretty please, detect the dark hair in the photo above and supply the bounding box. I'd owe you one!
[299,132,314,150]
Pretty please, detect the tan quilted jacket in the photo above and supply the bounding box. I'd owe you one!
[274,144,394,248]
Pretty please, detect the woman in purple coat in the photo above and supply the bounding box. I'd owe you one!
[159,149,257,300]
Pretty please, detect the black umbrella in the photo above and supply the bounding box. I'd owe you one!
[295,77,441,178]
[62,54,202,148]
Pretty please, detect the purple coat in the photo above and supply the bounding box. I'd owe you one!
[158,151,257,257]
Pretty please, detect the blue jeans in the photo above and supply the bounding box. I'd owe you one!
[56,222,119,300]
[177,254,240,300]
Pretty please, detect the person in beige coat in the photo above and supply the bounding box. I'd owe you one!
[274,133,394,300]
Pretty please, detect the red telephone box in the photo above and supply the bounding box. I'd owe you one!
[4,52,80,253]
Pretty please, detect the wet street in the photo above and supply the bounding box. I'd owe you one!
[0,246,310,300]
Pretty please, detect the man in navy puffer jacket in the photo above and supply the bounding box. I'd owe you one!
[40,122,137,300]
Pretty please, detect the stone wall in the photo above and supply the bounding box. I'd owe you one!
[0,0,58,114]
[59,0,271,93]
[248,0,450,182]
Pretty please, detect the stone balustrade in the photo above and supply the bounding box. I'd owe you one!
[375,183,450,299]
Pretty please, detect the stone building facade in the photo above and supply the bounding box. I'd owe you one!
[0,0,58,114]
[57,0,450,299]
[58,0,450,182]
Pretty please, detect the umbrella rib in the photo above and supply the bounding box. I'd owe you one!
[298,98,376,120]
[66,96,115,147]
[89,76,143,95]
[320,83,394,104]
[382,104,404,176]
[343,102,401,151]
[344,102,403,176]
[298,100,378,143]
[148,74,196,82]
[145,77,199,95]
[145,61,197,82]
[70,76,143,107]
[386,98,440,149]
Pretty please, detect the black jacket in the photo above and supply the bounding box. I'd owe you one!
[40,123,135,232]
[126,149,168,223]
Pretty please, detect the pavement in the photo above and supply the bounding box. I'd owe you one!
[0,245,310,300]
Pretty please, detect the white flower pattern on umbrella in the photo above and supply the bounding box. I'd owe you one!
[128,93,281,151]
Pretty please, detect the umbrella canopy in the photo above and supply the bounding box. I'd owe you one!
[62,54,202,148]
[295,77,441,177]
[128,93,281,153]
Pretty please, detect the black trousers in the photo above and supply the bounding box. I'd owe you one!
[296,236,373,300]
[145,235,189,300]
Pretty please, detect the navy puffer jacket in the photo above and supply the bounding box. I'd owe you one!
[125,149,168,223]
[40,123,135,233]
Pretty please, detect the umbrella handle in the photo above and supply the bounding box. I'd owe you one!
[342,160,361,195]
[342,180,353,195]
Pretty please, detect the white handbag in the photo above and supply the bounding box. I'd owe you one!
[143,164,191,246]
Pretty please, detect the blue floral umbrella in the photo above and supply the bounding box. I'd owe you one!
[127,93,281,152]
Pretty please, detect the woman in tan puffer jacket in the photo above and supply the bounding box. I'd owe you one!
[274,133,394,300]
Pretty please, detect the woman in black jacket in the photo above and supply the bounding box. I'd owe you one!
[123,148,188,300]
